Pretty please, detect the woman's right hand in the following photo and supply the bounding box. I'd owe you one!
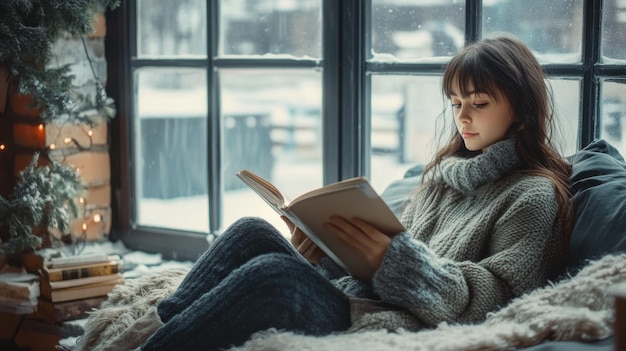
[281,216,326,265]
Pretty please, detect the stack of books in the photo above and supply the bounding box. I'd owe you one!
[38,253,124,304]
[1,252,125,350]
[20,252,124,323]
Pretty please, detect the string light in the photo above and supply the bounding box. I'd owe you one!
[60,128,94,150]
[13,119,104,255]
[0,144,5,151]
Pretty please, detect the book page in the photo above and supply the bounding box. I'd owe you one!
[287,182,405,281]
[236,169,286,209]
[289,177,369,205]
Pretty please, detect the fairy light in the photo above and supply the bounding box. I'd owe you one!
[0,144,5,151]
[38,124,44,131]
[93,214,102,223]
[58,127,94,151]
[49,143,56,150]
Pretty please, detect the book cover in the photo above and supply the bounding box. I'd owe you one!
[236,169,406,281]
[43,255,123,282]
[42,272,123,290]
[40,276,123,303]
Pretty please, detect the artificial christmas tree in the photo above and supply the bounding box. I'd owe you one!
[0,0,119,262]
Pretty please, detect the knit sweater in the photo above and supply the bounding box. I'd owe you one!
[321,138,565,331]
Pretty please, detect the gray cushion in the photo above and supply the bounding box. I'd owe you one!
[380,164,423,216]
[567,139,626,270]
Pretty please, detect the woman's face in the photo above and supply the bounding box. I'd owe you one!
[449,81,516,152]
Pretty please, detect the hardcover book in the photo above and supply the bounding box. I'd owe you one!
[43,255,123,282]
[236,169,405,281]
[39,275,123,303]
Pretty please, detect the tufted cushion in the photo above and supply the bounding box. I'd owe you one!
[567,139,626,270]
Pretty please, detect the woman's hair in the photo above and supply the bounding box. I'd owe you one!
[423,36,573,245]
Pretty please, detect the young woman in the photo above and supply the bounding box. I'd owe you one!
[132,36,573,351]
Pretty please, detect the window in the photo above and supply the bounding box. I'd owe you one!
[106,0,626,260]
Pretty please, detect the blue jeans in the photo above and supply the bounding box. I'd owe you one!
[140,217,351,351]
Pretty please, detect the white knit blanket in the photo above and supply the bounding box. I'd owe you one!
[78,254,625,351]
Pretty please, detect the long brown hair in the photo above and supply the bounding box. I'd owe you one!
[423,36,573,245]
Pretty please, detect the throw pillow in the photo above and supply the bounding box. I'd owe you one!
[567,139,626,270]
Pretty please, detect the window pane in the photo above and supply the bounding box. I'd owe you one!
[137,0,207,57]
[221,69,322,234]
[370,75,444,191]
[219,0,322,58]
[549,78,580,156]
[600,80,626,155]
[483,0,583,64]
[371,0,465,61]
[134,68,209,232]
[602,0,626,62]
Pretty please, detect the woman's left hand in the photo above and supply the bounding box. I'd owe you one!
[323,216,392,272]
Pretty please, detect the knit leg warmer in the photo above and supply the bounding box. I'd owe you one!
[142,253,351,351]
[157,216,301,323]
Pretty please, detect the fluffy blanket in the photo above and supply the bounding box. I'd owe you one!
[76,254,625,351]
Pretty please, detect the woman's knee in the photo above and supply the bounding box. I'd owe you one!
[219,217,283,243]
[201,218,295,266]
[235,254,342,302]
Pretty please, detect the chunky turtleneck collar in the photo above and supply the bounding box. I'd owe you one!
[438,138,520,193]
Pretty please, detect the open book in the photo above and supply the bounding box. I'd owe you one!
[236,169,406,281]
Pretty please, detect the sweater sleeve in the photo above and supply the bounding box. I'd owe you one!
[371,182,561,326]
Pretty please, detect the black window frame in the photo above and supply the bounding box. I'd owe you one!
[106,0,623,260]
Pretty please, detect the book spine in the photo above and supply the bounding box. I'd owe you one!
[45,261,122,281]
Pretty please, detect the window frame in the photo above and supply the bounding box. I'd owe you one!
[105,0,622,260]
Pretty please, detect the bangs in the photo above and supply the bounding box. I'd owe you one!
[443,50,503,101]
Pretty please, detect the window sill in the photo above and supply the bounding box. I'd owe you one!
[118,228,210,262]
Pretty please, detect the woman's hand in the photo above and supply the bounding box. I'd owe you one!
[281,216,326,265]
[324,216,392,272]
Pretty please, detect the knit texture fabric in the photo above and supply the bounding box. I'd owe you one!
[141,217,351,351]
[326,138,564,331]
